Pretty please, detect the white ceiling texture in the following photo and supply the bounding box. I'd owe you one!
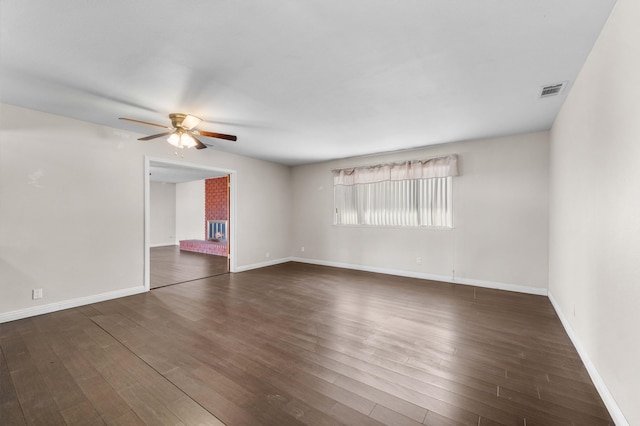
[0,0,616,166]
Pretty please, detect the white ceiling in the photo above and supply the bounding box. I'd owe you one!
[149,162,227,183]
[0,1,616,166]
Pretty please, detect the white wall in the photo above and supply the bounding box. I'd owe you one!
[292,131,550,292]
[0,105,145,315]
[549,0,640,424]
[0,103,293,320]
[176,180,205,241]
[150,181,176,246]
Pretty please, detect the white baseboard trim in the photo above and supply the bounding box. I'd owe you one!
[150,243,177,248]
[0,286,147,324]
[548,291,628,426]
[234,257,294,273]
[290,257,548,296]
[454,275,547,296]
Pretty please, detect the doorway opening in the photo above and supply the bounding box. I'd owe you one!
[144,157,237,290]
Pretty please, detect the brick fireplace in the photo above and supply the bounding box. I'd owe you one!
[179,175,229,257]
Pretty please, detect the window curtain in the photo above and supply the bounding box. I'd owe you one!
[333,154,458,186]
[334,178,453,227]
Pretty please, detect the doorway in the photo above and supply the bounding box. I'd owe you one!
[144,157,237,291]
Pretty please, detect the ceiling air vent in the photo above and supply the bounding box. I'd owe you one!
[539,81,568,99]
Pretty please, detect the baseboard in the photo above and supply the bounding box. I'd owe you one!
[150,243,177,248]
[454,275,547,296]
[234,257,294,273]
[0,286,147,324]
[290,257,547,296]
[547,291,628,426]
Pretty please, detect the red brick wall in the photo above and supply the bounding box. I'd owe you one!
[205,176,229,252]
[180,240,227,256]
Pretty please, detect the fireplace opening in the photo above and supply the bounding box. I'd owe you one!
[207,220,228,242]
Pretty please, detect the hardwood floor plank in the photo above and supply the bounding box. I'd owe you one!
[330,375,428,422]
[150,245,227,289]
[497,385,612,425]
[246,326,495,424]
[0,262,615,425]
[19,331,91,413]
[8,366,67,425]
[117,384,186,425]
[164,367,262,426]
[74,373,140,423]
[0,346,26,425]
[328,403,387,426]
[60,400,105,425]
[1,330,69,425]
[369,404,425,426]
[0,400,27,426]
[423,410,473,426]
[167,396,226,426]
[108,410,147,426]
[279,397,344,426]
[332,373,480,426]
[281,369,377,416]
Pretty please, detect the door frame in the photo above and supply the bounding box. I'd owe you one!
[144,156,238,291]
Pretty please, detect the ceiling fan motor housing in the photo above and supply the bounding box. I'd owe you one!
[169,113,188,128]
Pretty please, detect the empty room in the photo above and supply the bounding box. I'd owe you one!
[0,1,638,425]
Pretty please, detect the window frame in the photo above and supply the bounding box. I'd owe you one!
[333,176,454,229]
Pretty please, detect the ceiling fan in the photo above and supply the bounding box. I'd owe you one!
[119,113,237,150]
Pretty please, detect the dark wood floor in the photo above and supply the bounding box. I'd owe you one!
[150,245,228,289]
[0,263,613,425]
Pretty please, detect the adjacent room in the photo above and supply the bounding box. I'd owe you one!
[149,162,231,288]
[1,1,638,425]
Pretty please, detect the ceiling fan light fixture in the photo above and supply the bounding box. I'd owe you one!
[167,132,181,147]
[180,132,197,148]
[167,130,197,148]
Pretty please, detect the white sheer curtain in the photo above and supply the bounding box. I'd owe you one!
[333,155,457,228]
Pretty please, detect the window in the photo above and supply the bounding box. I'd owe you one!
[333,155,457,228]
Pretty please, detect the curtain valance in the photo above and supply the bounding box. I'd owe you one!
[333,154,458,186]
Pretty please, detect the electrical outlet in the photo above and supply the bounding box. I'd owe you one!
[416,256,422,265]
[301,246,305,252]
[32,288,43,300]
[266,252,270,258]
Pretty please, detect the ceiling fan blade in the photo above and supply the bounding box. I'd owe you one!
[120,117,170,129]
[181,114,202,130]
[195,130,238,141]
[190,134,208,150]
[138,132,173,141]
